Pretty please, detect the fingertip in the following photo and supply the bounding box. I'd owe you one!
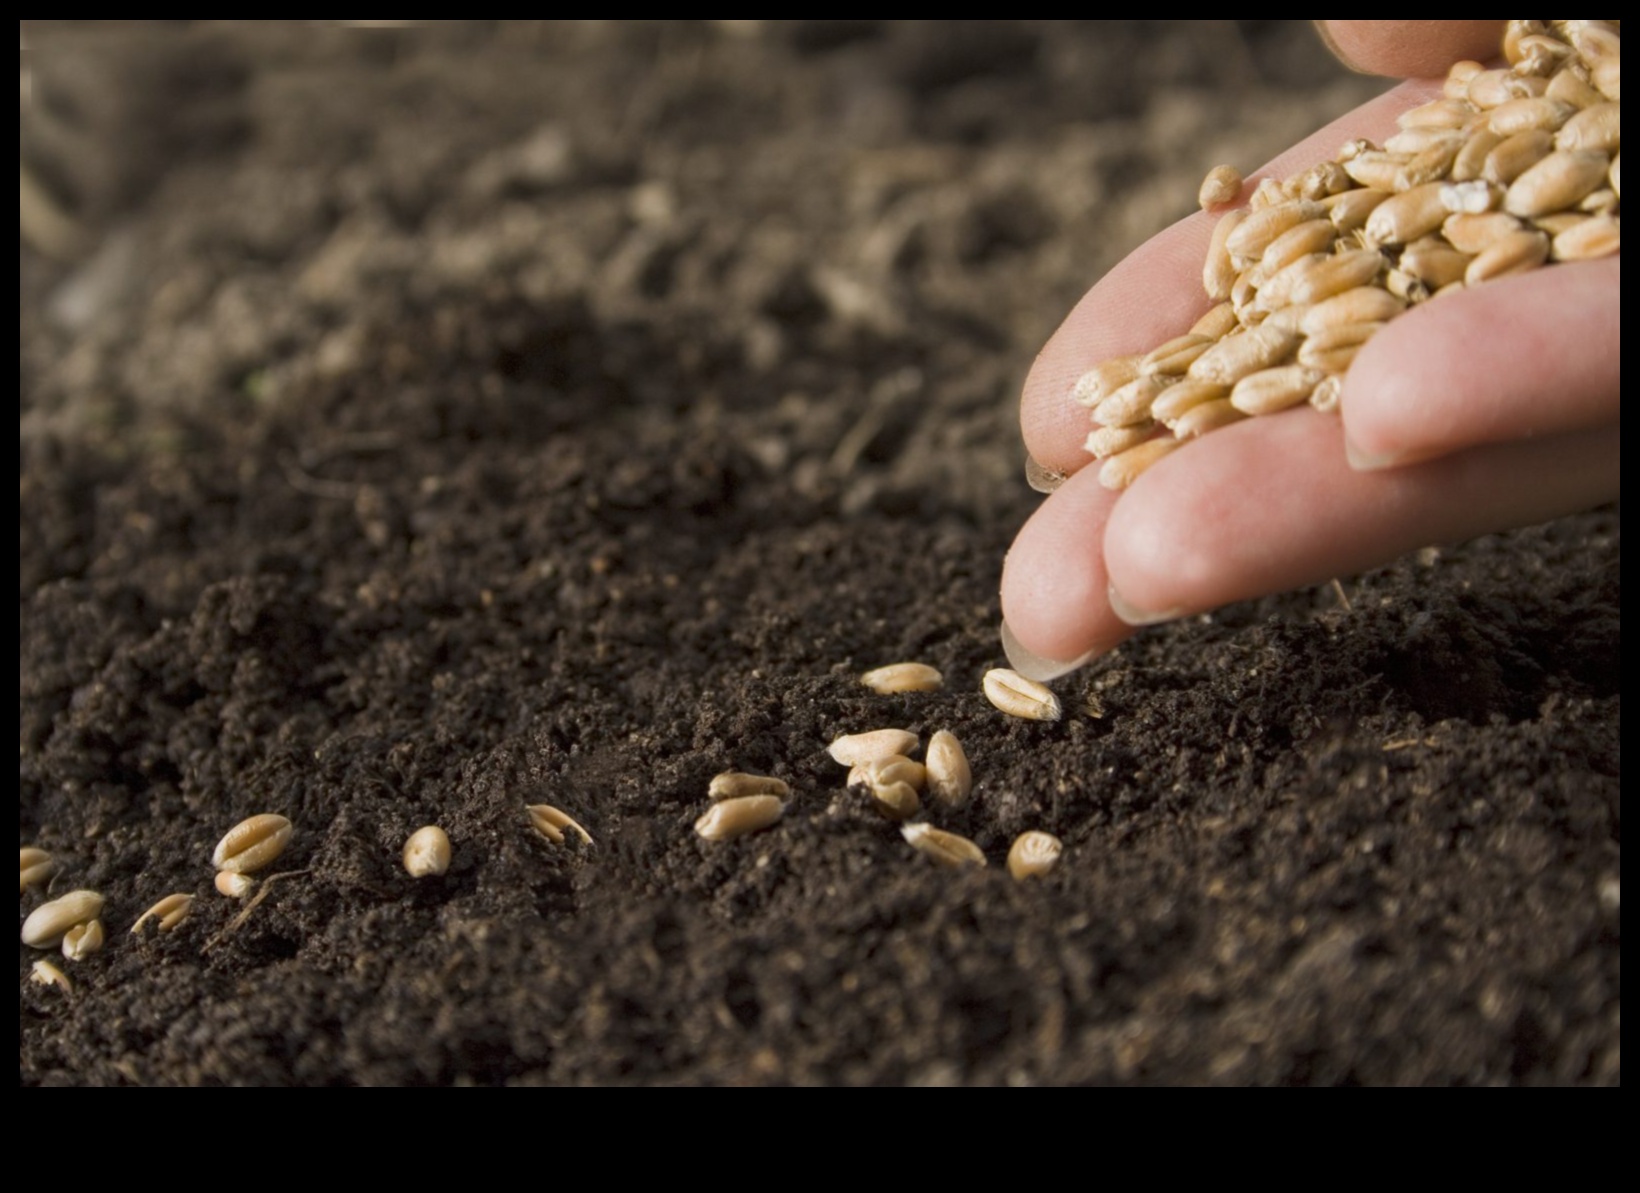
[1318,21,1505,78]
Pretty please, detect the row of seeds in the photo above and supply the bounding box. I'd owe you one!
[1079,19,1620,489]
[695,663,1066,881]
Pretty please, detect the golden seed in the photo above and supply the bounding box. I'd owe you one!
[1230,365,1326,416]
[1504,20,1549,67]
[30,959,73,996]
[62,919,104,962]
[1171,398,1247,440]
[1398,97,1477,131]
[1533,211,1590,236]
[1151,378,1230,427]
[694,795,784,842]
[131,893,195,935]
[709,772,791,801]
[1504,149,1611,217]
[1188,323,1301,386]
[1441,211,1527,253]
[1484,128,1556,186]
[1489,97,1577,137]
[1321,187,1389,234]
[1452,125,1507,181]
[1085,422,1158,460]
[212,814,293,875]
[1393,136,1465,190]
[1552,214,1620,261]
[1612,151,1621,198]
[1301,287,1405,335]
[868,780,921,822]
[1100,436,1182,491]
[1555,101,1621,152]
[1398,243,1475,290]
[1514,34,1574,79]
[1333,137,1377,164]
[215,871,257,899]
[1298,323,1383,373]
[21,889,105,950]
[1284,250,1385,307]
[1189,302,1240,341]
[1260,302,1313,337]
[1252,219,1337,282]
[1577,186,1618,214]
[20,847,55,895]
[1094,373,1174,429]
[1007,831,1064,882]
[1444,60,1487,101]
[402,826,452,878]
[1465,229,1551,284]
[1286,160,1352,201]
[1593,57,1621,104]
[900,823,986,870]
[526,804,594,847]
[1386,269,1432,305]
[1342,151,1412,192]
[1468,68,1547,111]
[860,662,944,695]
[827,728,918,768]
[1365,182,1450,246]
[925,730,972,809]
[1071,356,1142,409]
[1247,177,1287,210]
[1198,164,1243,209]
[1225,200,1325,267]
[1140,334,1215,378]
[1547,66,1607,111]
[982,668,1062,723]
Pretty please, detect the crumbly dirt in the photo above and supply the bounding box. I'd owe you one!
[20,21,1619,1086]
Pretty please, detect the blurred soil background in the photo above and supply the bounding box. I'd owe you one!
[19,20,1619,1085]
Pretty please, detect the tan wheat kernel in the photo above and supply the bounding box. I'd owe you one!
[212,814,293,875]
[983,669,1062,723]
[828,728,918,768]
[709,772,791,801]
[695,795,784,842]
[1198,164,1243,209]
[925,730,972,809]
[62,919,105,961]
[1007,832,1065,881]
[403,826,452,878]
[20,847,55,895]
[901,823,987,870]
[860,662,944,694]
[21,890,105,949]
[527,804,594,847]
[30,959,73,996]
[131,893,195,935]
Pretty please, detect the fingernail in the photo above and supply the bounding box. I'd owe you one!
[999,619,1097,682]
[1024,454,1066,495]
[1344,435,1402,472]
[1107,584,1187,628]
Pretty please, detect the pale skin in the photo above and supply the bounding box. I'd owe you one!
[1001,20,1620,677]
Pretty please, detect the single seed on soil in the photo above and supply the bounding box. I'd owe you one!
[1007,832,1064,881]
[403,826,452,878]
[1198,164,1243,209]
[860,662,943,695]
[828,728,917,767]
[21,890,105,949]
[527,804,594,847]
[215,871,257,899]
[924,730,972,809]
[213,814,293,875]
[695,795,784,842]
[30,960,73,995]
[901,823,986,870]
[983,669,1062,723]
[709,772,791,801]
[131,893,195,935]
[20,847,55,894]
[62,920,104,961]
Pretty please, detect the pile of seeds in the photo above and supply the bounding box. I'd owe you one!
[1077,19,1620,489]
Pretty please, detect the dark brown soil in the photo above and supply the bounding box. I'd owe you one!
[20,21,1619,1086]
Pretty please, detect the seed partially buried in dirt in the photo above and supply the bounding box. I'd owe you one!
[1007,832,1064,881]
[402,825,452,877]
[527,805,594,847]
[21,890,105,949]
[695,795,785,842]
[212,814,293,875]
[130,893,195,935]
[20,847,55,894]
[900,823,986,870]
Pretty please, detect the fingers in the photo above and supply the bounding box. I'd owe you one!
[1315,21,1504,78]
[1021,79,1442,478]
[1001,413,1619,668]
[1341,259,1621,470]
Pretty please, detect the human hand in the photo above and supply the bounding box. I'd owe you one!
[1000,20,1620,679]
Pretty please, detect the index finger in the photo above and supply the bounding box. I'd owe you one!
[1020,78,1443,478]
